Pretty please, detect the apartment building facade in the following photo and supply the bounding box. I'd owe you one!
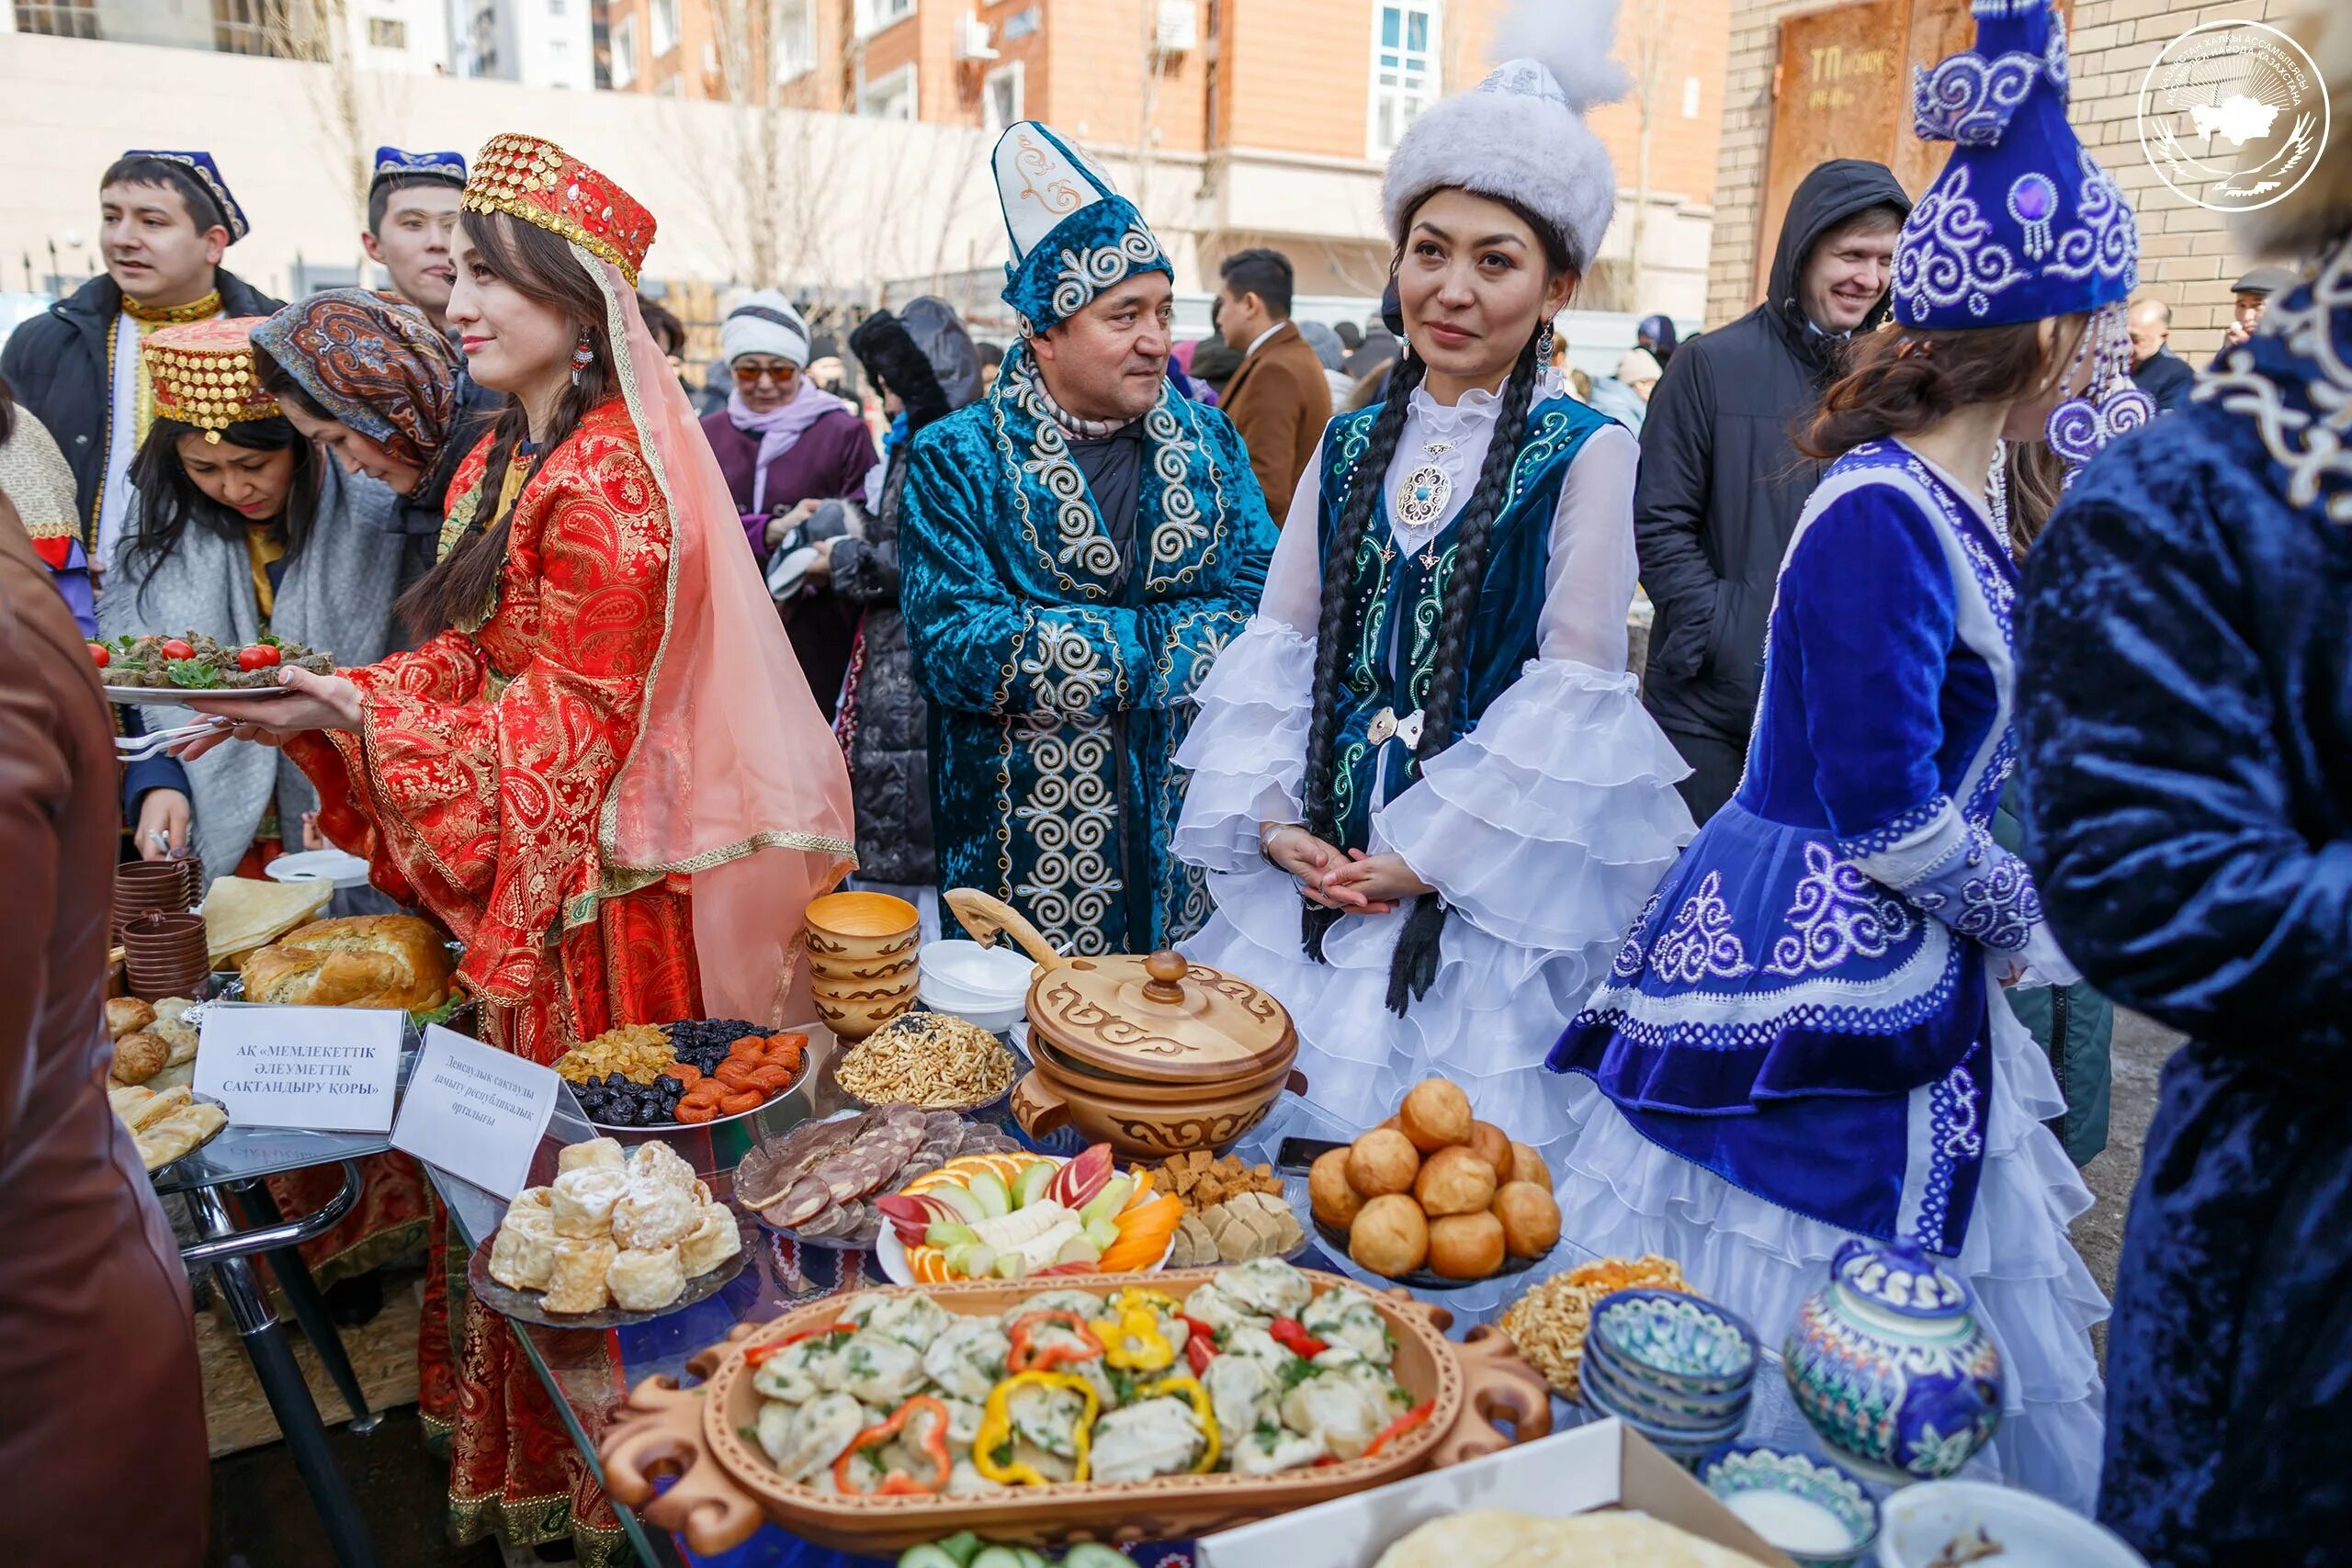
[594,0,1732,321]
[1707,0,2312,359]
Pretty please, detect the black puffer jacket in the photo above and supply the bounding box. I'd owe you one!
[1635,159,1909,749]
[838,299,981,886]
[0,268,284,546]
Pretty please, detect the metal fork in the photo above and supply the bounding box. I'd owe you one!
[114,717,230,763]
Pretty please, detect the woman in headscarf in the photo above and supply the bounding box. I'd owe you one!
[251,288,469,597]
[702,289,876,716]
[179,135,854,1561]
[838,297,980,935]
[1171,5,1694,1175]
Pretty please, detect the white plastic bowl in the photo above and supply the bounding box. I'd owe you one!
[919,939,1036,998]
[918,988,1024,1035]
[1878,1482,2148,1568]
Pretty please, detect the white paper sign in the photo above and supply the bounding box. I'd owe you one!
[390,1024,562,1200]
[194,1004,404,1132]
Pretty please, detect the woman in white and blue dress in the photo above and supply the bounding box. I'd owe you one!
[1172,6,1694,1169]
[1549,0,2139,1509]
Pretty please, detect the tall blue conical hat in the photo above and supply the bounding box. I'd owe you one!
[993,120,1172,337]
[1894,0,2136,328]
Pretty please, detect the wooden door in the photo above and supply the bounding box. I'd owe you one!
[1752,0,1910,304]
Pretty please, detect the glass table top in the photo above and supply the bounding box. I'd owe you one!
[151,1038,423,1196]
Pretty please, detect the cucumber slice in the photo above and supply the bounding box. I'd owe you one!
[898,1548,964,1568]
[934,1535,985,1568]
[969,1549,1026,1568]
[1063,1547,1133,1568]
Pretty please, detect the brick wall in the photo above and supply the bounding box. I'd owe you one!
[1709,0,2286,361]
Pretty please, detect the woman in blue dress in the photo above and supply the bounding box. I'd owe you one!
[1174,5,1694,1165]
[1550,0,2141,1507]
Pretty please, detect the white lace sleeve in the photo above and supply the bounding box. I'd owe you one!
[1373,425,1696,950]
[1256,441,1329,634]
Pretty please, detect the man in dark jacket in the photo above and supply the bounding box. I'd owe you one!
[1634,158,1910,821]
[2126,296,2196,413]
[1,152,280,572]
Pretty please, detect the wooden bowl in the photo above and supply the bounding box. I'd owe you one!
[809,972,919,1041]
[600,1268,1550,1556]
[806,893,922,965]
[1012,1059,1309,1160]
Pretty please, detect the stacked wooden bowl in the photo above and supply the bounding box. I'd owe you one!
[804,892,920,1041]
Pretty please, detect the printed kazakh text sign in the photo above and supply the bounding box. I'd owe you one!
[194,1004,404,1132]
[390,1024,561,1200]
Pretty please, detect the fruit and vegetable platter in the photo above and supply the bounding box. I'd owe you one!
[598,1261,1554,1555]
[874,1145,1185,1285]
[92,630,330,697]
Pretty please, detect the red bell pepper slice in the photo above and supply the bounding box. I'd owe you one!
[1006,1309,1104,1374]
[741,1321,849,1368]
[1361,1397,1437,1461]
[832,1394,952,1496]
[1269,1317,1329,1359]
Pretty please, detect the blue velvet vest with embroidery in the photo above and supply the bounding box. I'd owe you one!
[1314,393,1607,851]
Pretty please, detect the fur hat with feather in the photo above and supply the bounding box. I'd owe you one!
[1379,0,1628,269]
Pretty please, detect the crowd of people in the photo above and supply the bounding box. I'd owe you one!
[2,0,2346,1562]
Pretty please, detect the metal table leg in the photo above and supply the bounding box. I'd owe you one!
[190,1175,381,1568]
[229,1176,381,1434]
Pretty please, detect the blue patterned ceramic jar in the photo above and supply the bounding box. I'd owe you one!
[1782,1238,2003,1484]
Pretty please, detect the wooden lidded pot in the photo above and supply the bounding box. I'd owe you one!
[944,889,1303,1160]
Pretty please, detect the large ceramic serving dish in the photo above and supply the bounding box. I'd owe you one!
[945,889,1304,1160]
[599,1268,1551,1556]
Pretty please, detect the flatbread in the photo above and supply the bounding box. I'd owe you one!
[203,875,334,966]
[1373,1511,1770,1568]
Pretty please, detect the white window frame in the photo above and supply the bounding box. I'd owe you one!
[774,0,815,81]
[858,61,918,119]
[1365,0,1442,159]
[853,0,914,41]
[981,59,1024,131]
[610,12,638,86]
[650,0,678,57]
[366,13,405,47]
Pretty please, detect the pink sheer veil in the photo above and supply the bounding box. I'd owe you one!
[582,252,856,1024]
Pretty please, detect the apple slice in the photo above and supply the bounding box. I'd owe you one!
[1053,1233,1102,1268]
[1049,1144,1114,1210]
[967,1170,1012,1219]
[991,1250,1027,1280]
[1078,1173,1134,1227]
[1011,1160,1057,1210]
[930,1184,986,1225]
[926,1222,979,1249]
[945,1242,997,1279]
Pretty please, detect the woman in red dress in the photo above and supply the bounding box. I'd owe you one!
[184,135,854,1560]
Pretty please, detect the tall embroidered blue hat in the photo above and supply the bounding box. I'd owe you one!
[369,146,468,194]
[992,120,1171,337]
[119,150,249,244]
[1896,0,2148,471]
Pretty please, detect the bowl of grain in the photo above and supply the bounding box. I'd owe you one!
[830,1010,1020,1111]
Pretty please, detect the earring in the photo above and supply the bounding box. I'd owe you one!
[569,329,595,387]
[2044,302,2151,480]
[1535,321,1555,363]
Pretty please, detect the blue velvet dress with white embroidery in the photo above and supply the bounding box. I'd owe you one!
[899,345,1274,955]
[1549,438,2107,1507]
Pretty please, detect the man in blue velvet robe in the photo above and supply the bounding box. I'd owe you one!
[2018,233,2352,1563]
[899,121,1275,955]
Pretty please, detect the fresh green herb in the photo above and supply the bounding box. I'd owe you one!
[1252,1416,1283,1449]
[846,1347,876,1376]
[1105,1366,1138,1406]
[165,659,224,689]
[1213,1325,1232,1349]
[989,1438,1013,1470]
[737,1423,761,1445]
[412,992,468,1027]
[1277,1357,1317,1393]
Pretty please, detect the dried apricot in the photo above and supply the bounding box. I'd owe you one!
[717,1089,763,1115]
[713,1059,756,1089]
[746,1063,793,1092]
[666,1062,703,1088]
[673,1100,718,1124]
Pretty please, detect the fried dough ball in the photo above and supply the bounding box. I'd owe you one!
[1490,1181,1563,1258]
[1429,1212,1506,1280]
[1345,1128,1420,1198]
[1309,1147,1364,1229]
[1398,1078,1473,1153]
[1467,1120,1513,1179]
[1413,1145,1498,1217]
[1348,1194,1430,1278]
[1510,1141,1552,1192]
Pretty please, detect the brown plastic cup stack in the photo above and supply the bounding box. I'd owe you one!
[121,909,209,1000]
[115,858,199,941]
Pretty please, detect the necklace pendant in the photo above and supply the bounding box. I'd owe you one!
[1394,460,1452,527]
[1419,548,1441,570]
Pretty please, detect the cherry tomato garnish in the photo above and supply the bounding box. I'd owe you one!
[87,642,109,668]
[237,643,282,671]
[159,638,195,660]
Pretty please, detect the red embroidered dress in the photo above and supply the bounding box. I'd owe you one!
[287,400,696,1559]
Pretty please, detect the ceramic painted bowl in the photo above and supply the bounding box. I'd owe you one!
[1580,1390,1747,1460]
[1581,1338,1756,1426]
[1698,1446,1879,1568]
[1590,1289,1760,1394]
[1579,1343,1755,1436]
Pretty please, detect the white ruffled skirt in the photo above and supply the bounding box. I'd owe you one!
[1555,971,2109,1512]
[1171,620,1694,1168]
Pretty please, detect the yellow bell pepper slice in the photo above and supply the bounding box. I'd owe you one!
[973,1369,1101,1486]
[1090,1303,1177,1372]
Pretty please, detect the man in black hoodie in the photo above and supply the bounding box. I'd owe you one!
[0,152,281,575]
[1634,158,1910,821]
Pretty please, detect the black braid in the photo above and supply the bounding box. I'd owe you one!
[1298,350,1429,962]
[1382,330,1546,1013]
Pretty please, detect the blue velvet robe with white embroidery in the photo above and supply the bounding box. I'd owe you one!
[1317,392,1611,849]
[899,347,1276,955]
[2016,249,2352,1567]
[1552,440,2048,1256]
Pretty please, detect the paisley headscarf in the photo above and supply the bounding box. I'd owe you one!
[250,289,459,471]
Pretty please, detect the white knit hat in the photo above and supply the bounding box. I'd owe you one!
[722,290,811,366]
[1380,0,1628,270]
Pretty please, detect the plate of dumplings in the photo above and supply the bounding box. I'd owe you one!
[471,1137,748,1327]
